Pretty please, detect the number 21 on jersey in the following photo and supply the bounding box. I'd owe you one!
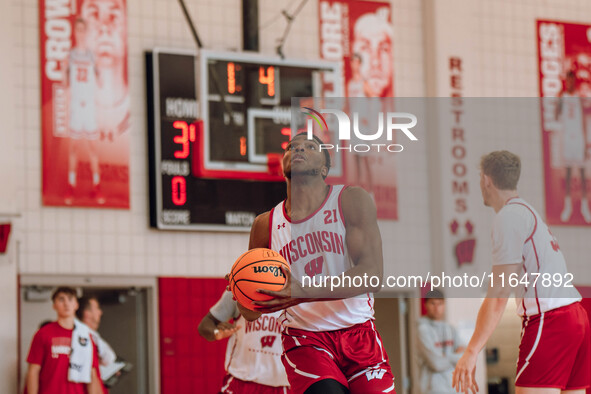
[324,209,338,224]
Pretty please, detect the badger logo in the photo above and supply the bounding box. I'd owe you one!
[261,335,277,348]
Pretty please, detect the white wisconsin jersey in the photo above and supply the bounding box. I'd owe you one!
[69,49,96,103]
[225,314,288,387]
[492,198,581,317]
[211,291,288,387]
[270,185,374,331]
[561,92,584,137]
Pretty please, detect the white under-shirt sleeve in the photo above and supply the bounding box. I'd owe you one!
[209,290,240,322]
[491,205,534,266]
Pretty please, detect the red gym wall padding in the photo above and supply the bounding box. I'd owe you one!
[159,277,229,394]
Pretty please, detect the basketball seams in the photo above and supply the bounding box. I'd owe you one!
[233,279,255,302]
[233,280,284,305]
[234,279,286,286]
[229,248,291,310]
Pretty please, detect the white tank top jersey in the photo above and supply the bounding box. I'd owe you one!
[69,49,96,103]
[561,92,584,137]
[210,291,289,387]
[492,197,581,317]
[269,184,375,331]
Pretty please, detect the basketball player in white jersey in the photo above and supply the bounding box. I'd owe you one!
[198,290,290,393]
[555,71,591,223]
[238,133,395,394]
[65,18,102,205]
[452,151,590,394]
[81,0,130,141]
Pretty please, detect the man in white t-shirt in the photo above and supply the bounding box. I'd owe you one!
[452,150,590,394]
[418,290,464,394]
[198,290,290,393]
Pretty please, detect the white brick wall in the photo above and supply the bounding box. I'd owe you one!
[9,0,430,280]
[5,0,591,391]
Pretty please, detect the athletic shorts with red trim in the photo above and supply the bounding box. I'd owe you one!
[281,320,396,394]
[516,302,591,389]
[219,374,291,394]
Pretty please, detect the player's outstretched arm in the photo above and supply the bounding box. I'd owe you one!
[198,312,240,341]
[451,263,520,393]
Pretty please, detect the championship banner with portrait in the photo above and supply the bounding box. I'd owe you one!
[41,0,130,208]
[538,20,591,226]
[318,0,397,219]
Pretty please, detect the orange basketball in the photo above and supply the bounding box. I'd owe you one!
[229,248,290,311]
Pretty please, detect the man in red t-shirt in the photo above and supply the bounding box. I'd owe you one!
[24,286,102,394]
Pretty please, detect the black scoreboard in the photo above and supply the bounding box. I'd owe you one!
[146,49,337,231]
[198,50,336,177]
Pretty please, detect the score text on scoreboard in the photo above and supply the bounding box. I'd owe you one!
[196,50,340,180]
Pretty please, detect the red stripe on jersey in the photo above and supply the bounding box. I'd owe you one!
[508,201,541,315]
[268,208,275,249]
[338,186,348,226]
[522,262,528,318]
[282,201,291,223]
[531,240,542,315]
[225,334,240,372]
[283,186,334,224]
[505,196,519,204]
[507,202,538,242]
[366,293,374,313]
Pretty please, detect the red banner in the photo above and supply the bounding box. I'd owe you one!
[318,0,397,219]
[538,20,591,225]
[41,0,129,208]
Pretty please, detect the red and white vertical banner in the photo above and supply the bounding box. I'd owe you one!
[422,0,484,276]
[318,0,397,219]
[537,20,591,226]
[41,0,130,208]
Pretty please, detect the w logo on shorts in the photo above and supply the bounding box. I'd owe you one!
[365,368,387,381]
[260,335,276,348]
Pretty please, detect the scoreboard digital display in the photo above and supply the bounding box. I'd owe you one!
[197,50,340,179]
[146,49,338,231]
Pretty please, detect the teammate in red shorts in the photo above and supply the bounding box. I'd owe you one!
[239,133,395,394]
[453,151,590,394]
[198,290,291,393]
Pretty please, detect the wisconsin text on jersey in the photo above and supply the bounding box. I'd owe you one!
[276,230,345,265]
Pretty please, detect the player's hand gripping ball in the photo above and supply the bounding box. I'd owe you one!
[229,248,290,311]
